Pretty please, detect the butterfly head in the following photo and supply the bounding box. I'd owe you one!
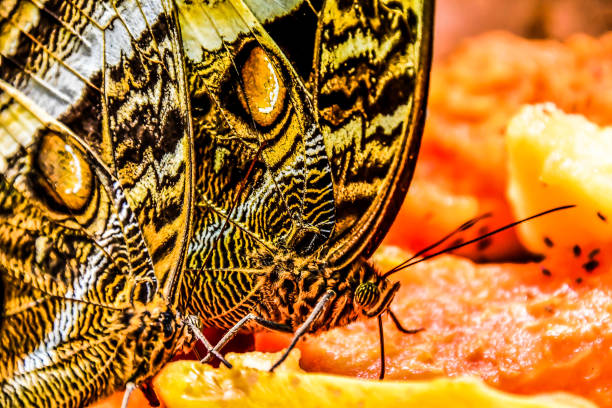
[352,261,400,318]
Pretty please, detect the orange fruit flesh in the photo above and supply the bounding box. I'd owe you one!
[384,32,612,261]
[152,351,597,408]
[256,247,612,407]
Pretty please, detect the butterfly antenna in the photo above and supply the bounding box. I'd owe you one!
[382,205,575,279]
[385,212,493,276]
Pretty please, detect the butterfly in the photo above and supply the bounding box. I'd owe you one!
[177,0,434,376]
[0,0,199,406]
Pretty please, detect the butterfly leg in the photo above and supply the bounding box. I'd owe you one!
[121,382,136,408]
[388,310,424,334]
[184,315,233,368]
[200,314,292,364]
[269,290,336,372]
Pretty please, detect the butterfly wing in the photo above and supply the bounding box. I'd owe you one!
[245,0,433,269]
[180,0,335,257]
[0,0,192,405]
[102,0,195,299]
[177,0,336,326]
[0,149,160,406]
[0,0,194,298]
[314,0,434,269]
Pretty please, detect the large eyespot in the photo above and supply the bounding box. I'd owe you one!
[35,132,93,212]
[238,46,286,127]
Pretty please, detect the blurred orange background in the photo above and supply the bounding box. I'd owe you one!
[434,0,611,60]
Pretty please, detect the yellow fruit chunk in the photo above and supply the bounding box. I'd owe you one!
[506,103,612,254]
[153,350,595,408]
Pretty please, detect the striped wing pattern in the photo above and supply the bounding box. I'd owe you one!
[0,0,192,406]
[318,0,433,270]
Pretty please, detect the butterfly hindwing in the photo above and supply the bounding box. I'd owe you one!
[0,0,193,405]
[250,0,433,268]
[177,0,337,327]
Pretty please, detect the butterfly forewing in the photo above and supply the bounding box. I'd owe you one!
[177,0,339,327]
[315,0,434,269]
[0,0,193,405]
[179,0,335,257]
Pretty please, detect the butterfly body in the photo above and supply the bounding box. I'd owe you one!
[249,255,398,332]
[179,0,432,339]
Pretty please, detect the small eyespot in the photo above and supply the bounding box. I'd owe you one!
[354,282,380,308]
[36,132,93,212]
[238,46,286,127]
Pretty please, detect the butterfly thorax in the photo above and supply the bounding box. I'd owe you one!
[253,254,399,333]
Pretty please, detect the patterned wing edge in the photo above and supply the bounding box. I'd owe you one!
[321,0,434,269]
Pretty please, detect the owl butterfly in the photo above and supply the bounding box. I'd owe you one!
[179,0,434,375]
[0,0,199,406]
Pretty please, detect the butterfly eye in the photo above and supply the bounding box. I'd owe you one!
[238,46,287,127]
[354,281,381,309]
[35,132,93,212]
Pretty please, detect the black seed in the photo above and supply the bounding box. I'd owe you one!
[576,277,583,284]
[541,268,551,277]
[449,238,464,249]
[543,236,554,248]
[582,260,599,273]
[597,212,607,222]
[588,249,600,259]
[477,238,492,251]
[573,245,581,257]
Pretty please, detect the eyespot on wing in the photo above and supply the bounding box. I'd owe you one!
[35,132,93,212]
[238,46,287,128]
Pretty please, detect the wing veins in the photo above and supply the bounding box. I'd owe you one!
[196,196,276,254]
[229,1,310,224]
[0,11,101,93]
[2,274,124,312]
[26,0,93,49]
[0,54,73,104]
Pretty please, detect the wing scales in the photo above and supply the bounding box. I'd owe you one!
[0,0,194,405]
[315,0,433,269]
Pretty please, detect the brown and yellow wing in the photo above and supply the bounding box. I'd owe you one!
[315,0,434,270]
[0,0,194,298]
[0,0,193,405]
[249,0,433,268]
[180,0,335,266]
[178,0,336,324]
